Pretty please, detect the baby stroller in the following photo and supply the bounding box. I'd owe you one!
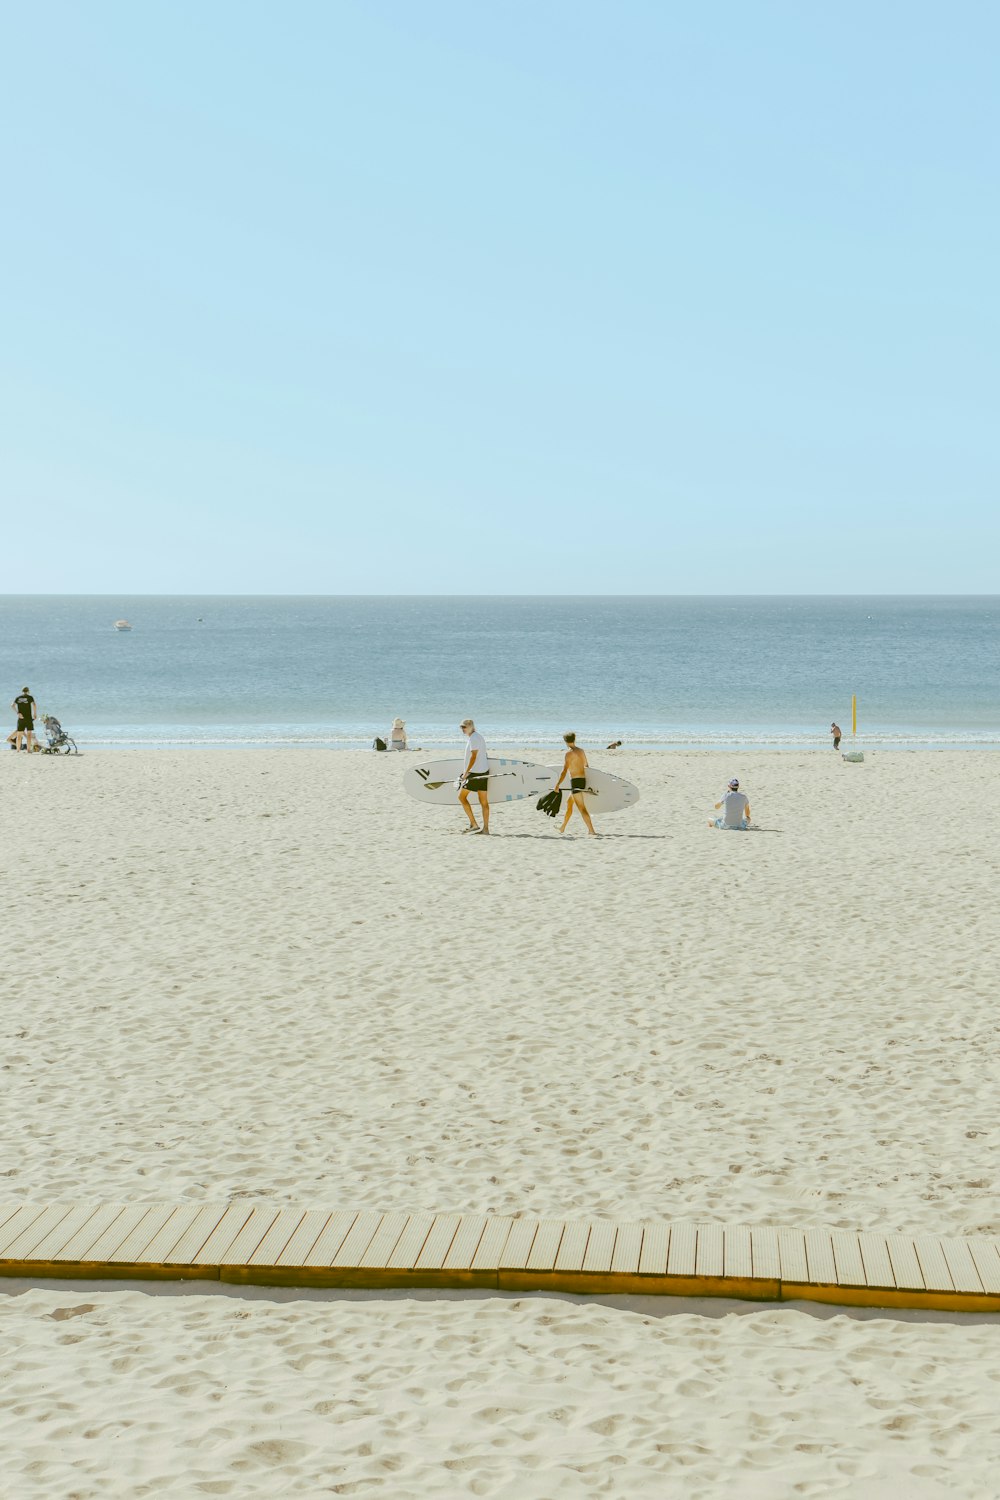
[41,714,79,755]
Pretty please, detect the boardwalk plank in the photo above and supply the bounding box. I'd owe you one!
[858,1233,895,1289]
[498,1219,539,1269]
[359,1213,411,1269]
[695,1224,724,1278]
[300,1211,357,1267]
[939,1237,985,1296]
[1,1205,75,1261]
[218,1207,282,1267]
[831,1231,866,1286]
[582,1220,617,1274]
[383,1214,435,1270]
[886,1236,924,1291]
[637,1223,669,1276]
[751,1227,781,1280]
[777,1228,808,1284]
[29,1205,109,1262]
[0,1205,47,1255]
[194,1204,258,1265]
[553,1220,591,1273]
[443,1216,489,1271]
[414,1215,462,1270]
[50,1205,127,1263]
[437,1214,485,1270]
[276,1210,337,1267]
[160,1205,228,1265]
[83,1204,157,1262]
[666,1222,697,1277]
[470,1217,515,1271]
[967,1240,1000,1295]
[611,1222,644,1275]
[526,1220,565,1272]
[329,1212,384,1267]
[0,1203,24,1235]
[248,1209,308,1267]
[723,1224,751,1279]
[913,1237,955,1293]
[109,1205,181,1263]
[803,1228,837,1283]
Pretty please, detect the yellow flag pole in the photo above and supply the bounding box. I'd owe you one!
[852,695,857,736]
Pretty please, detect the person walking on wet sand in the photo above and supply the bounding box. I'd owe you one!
[554,733,597,836]
[11,686,38,752]
[831,722,842,751]
[458,719,490,834]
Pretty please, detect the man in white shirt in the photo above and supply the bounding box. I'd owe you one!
[458,718,490,834]
[710,778,751,830]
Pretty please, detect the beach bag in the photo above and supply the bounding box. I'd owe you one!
[536,789,563,818]
[373,737,386,752]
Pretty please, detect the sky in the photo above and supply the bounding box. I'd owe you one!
[2,1,998,593]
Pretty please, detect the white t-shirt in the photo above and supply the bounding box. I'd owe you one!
[463,731,489,776]
[720,789,749,827]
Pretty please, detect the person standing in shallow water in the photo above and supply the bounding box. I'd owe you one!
[554,733,597,836]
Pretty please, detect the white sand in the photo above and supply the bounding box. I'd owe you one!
[2,748,999,1494]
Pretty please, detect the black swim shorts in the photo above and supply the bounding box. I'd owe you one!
[465,773,489,793]
[570,776,587,792]
[17,716,32,732]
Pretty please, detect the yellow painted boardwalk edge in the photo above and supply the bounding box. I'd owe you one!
[1,1202,999,1314]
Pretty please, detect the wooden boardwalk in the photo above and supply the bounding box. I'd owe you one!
[2,1201,999,1312]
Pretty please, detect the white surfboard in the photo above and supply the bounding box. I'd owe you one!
[404,757,554,806]
[403,758,639,814]
[560,766,639,815]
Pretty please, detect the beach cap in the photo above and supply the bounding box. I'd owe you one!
[728,778,739,789]
[460,718,474,729]
[392,718,405,727]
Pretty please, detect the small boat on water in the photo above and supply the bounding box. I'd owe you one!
[114,619,133,632]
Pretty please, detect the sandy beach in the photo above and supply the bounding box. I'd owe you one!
[2,748,999,1495]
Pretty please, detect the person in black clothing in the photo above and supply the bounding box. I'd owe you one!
[11,686,38,752]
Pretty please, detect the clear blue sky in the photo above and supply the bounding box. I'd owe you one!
[2,1,997,593]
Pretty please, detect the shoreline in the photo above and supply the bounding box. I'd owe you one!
[20,738,1000,752]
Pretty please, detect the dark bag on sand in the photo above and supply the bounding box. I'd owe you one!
[373,737,387,752]
[536,789,563,817]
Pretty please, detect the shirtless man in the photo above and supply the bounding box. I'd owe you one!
[554,732,597,836]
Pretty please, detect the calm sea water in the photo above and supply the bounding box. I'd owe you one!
[1,596,997,750]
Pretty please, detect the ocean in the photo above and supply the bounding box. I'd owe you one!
[2,596,997,750]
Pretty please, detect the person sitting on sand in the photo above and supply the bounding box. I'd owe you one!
[554,733,597,836]
[606,739,622,750]
[11,686,38,752]
[458,718,490,834]
[710,778,751,830]
[388,718,407,751]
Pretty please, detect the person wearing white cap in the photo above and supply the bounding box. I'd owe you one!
[388,717,407,751]
[710,778,751,830]
[457,718,490,834]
